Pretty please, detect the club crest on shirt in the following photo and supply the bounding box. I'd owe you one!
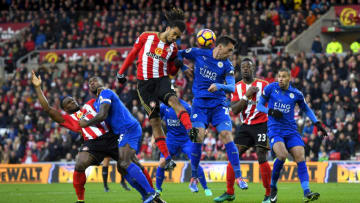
[289,93,294,99]
[193,114,198,118]
[217,61,223,68]
[185,48,192,53]
[76,112,83,119]
[155,48,163,56]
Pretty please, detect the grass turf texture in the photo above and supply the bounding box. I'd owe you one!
[0,183,359,203]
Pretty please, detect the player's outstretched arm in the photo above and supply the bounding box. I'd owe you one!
[79,88,110,128]
[210,75,235,93]
[31,71,65,124]
[117,34,144,83]
[298,96,328,137]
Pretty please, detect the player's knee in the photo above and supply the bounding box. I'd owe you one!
[119,160,131,170]
[276,152,288,161]
[219,131,232,143]
[256,147,268,163]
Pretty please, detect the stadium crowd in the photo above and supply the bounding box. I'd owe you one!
[0,0,359,164]
[0,50,359,163]
[0,0,337,72]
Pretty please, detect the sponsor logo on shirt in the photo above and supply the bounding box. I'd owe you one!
[274,102,291,113]
[167,119,181,127]
[146,52,167,63]
[200,66,217,81]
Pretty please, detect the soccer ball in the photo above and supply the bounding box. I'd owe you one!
[196,29,216,47]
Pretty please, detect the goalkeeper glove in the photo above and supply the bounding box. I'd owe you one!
[117,73,127,84]
[315,121,328,137]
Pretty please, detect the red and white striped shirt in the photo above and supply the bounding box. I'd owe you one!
[60,99,109,141]
[231,79,268,125]
[118,32,178,80]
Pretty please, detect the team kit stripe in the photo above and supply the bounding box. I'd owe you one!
[141,35,154,80]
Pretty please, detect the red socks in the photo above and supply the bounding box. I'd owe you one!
[142,168,154,188]
[226,162,235,195]
[73,170,86,201]
[155,136,170,159]
[177,110,192,130]
[260,162,271,196]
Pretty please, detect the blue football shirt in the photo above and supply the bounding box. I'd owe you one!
[94,89,138,135]
[160,99,191,142]
[262,82,310,135]
[178,48,234,107]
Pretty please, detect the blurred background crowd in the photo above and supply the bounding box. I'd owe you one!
[0,0,359,164]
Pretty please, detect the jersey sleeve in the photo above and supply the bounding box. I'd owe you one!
[231,85,240,102]
[178,48,197,61]
[169,45,178,61]
[262,83,272,101]
[118,33,146,74]
[99,89,113,104]
[60,114,81,132]
[226,60,235,76]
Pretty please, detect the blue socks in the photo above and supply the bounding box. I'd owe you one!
[126,163,154,194]
[191,143,202,178]
[156,167,165,191]
[271,159,285,188]
[297,161,310,195]
[225,142,242,178]
[197,166,208,189]
[124,173,146,200]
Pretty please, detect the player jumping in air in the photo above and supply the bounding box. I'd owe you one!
[257,68,327,203]
[117,7,197,171]
[177,36,248,192]
[156,87,212,196]
[79,77,163,203]
[32,71,119,203]
[214,58,271,203]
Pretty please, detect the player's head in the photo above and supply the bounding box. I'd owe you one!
[214,36,236,60]
[88,76,104,95]
[60,96,80,114]
[240,58,255,80]
[163,7,185,44]
[277,67,291,90]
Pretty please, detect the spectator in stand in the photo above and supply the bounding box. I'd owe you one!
[336,133,351,160]
[326,38,343,54]
[311,35,323,53]
[350,38,360,53]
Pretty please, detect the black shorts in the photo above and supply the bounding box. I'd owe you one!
[234,122,269,149]
[80,132,119,165]
[137,77,176,119]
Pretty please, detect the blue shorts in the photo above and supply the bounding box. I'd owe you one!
[191,103,232,132]
[269,131,304,150]
[118,123,142,153]
[160,139,193,159]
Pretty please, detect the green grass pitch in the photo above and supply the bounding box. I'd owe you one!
[0,182,359,203]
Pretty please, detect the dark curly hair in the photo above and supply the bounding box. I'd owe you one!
[165,7,185,32]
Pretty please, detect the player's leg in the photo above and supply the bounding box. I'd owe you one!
[102,157,110,192]
[156,157,166,193]
[214,144,247,202]
[189,126,205,192]
[213,105,247,190]
[73,151,99,203]
[289,136,320,202]
[131,155,153,189]
[156,141,177,193]
[253,123,271,203]
[269,138,288,203]
[256,146,271,203]
[182,139,212,196]
[159,77,192,131]
[137,79,175,171]
[117,123,163,203]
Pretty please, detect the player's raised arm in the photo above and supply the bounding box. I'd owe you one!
[79,88,110,128]
[31,70,65,123]
[257,84,283,119]
[297,92,328,136]
[117,34,145,83]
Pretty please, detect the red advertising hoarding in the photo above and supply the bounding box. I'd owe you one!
[0,23,30,41]
[38,47,132,63]
[335,5,360,26]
